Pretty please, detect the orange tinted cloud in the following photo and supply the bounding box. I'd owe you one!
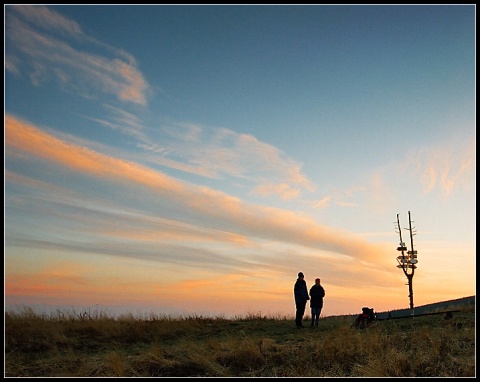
[5,114,181,191]
[253,182,301,200]
[5,114,390,265]
[410,138,476,197]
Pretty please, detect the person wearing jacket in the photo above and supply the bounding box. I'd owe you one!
[309,277,325,327]
[293,272,310,328]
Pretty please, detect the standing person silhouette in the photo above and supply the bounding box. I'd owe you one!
[309,277,325,327]
[293,272,309,328]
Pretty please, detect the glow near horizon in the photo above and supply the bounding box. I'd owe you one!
[5,5,475,318]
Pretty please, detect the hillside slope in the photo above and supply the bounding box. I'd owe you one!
[375,295,475,319]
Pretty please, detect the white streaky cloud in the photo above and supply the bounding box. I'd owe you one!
[163,122,203,142]
[103,104,144,131]
[310,185,366,210]
[140,122,315,197]
[5,6,148,105]
[136,150,221,178]
[311,196,331,209]
[82,103,146,141]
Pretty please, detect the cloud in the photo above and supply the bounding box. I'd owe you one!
[84,103,147,141]
[8,5,83,37]
[312,196,331,208]
[308,135,476,214]
[6,114,389,266]
[405,137,475,198]
[140,122,315,199]
[252,182,301,200]
[5,5,148,105]
[310,185,365,210]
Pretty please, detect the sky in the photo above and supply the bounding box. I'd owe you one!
[4,5,476,319]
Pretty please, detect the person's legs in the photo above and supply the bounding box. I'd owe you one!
[312,308,320,327]
[295,301,306,327]
[299,301,306,326]
[316,308,322,326]
[295,305,301,327]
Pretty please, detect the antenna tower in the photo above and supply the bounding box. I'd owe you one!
[395,211,418,312]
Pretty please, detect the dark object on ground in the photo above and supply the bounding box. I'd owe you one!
[352,308,461,329]
[376,309,461,321]
[351,307,376,329]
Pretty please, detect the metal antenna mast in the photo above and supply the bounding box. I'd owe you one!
[395,211,418,312]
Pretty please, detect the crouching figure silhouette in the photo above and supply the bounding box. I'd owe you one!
[351,307,376,329]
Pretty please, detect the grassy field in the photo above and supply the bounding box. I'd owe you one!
[4,303,475,377]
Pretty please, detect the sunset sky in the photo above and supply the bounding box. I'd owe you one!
[5,5,475,319]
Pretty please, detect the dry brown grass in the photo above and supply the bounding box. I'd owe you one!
[4,303,475,377]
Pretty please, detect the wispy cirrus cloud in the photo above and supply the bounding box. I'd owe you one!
[310,186,365,210]
[308,135,475,213]
[408,138,476,197]
[139,122,316,198]
[5,5,148,105]
[84,104,147,142]
[5,114,389,266]
[253,182,301,200]
[8,4,84,38]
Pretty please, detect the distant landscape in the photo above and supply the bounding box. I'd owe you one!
[5,296,475,377]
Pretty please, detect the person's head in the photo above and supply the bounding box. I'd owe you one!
[298,272,304,279]
[315,278,320,284]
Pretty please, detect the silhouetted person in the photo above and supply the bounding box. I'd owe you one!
[294,272,309,328]
[309,277,325,327]
[351,307,376,329]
